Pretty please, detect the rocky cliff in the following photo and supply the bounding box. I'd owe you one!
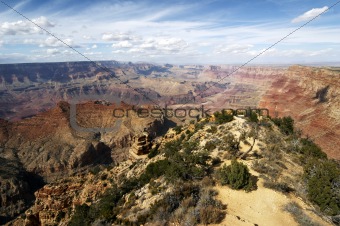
[0,100,168,223]
[259,65,340,159]
[1,62,339,159]
[6,115,337,226]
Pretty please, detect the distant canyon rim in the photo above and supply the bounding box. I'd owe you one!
[0,61,339,159]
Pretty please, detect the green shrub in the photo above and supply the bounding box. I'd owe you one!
[304,158,340,215]
[284,202,321,226]
[140,160,170,184]
[100,173,107,180]
[89,165,101,175]
[196,188,225,224]
[211,157,222,166]
[164,139,182,157]
[248,110,258,123]
[204,141,217,152]
[222,133,239,152]
[207,126,217,134]
[214,110,234,124]
[173,125,183,134]
[183,141,198,154]
[148,184,225,225]
[69,204,91,226]
[217,159,254,190]
[263,181,293,193]
[271,116,294,135]
[299,138,327,159]
[194,121,207,131]
[148,146,159,159]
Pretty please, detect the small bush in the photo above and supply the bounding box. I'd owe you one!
[271,116,294,135]
[201,176,215,187]
[217,159,255,190]
[100,173,108,180]
[207,126,217,134]
[222,133,239,152]
[69,204,91,226]
[196,188,225,224]
[183,141,198,154]
[199,205,225,224]
[284,202,321,226]
[214,110,234,124]
[247,110,258,123]
[173,125,183,134]
[140,160,170,184]
[299,138,327,159]
[211,157,222,166]
[164,139,182,157]
[304,158,340,215]
[263,181,294,193]
[89,165,101,175]
[205,141,217,152]
[148,146,159,159]
[194,121,207,131]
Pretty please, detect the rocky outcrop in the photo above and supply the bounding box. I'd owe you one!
[0,155,44,224]
[1,61,339,161]
[0,101,167,181]
[130,132,152,155]
[0,100,170,224]
[259,65,340,159]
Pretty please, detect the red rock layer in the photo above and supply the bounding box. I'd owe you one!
[259,66,340,159]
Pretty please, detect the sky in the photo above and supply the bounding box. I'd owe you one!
[0,0,340,64]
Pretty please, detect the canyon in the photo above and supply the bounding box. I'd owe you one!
[1,62,338,159]
[0,61,339,224]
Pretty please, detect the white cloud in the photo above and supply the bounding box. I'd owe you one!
[84,51,102,55]
[1,0,339,64]
[32,16,55,27]
[23,39,36,44]
[112,41,133,48]
[46,48,60,55]
[308,48,332,56]
[217,44,254,54]
[139,37,188,53]
[39,37,76,48]
[128,48,144,53]
[112,50,125,54]
[0,40,3,47]
[247,48,334,59]
[102,32,134,41]
[83,35,93,40]
[197,42,212,47]
[292,6,329,23]
[0,16,54,35]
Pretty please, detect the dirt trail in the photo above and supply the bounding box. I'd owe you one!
[211,179,332,226]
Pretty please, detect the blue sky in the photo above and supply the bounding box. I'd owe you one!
[0,0,339,64]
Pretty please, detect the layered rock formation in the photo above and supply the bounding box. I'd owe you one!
[0,61,339,159]
[0,150,44,224]
[0,100,168,223]
[259,65,340,159]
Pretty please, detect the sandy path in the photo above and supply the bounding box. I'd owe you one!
[212,180,298,226]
